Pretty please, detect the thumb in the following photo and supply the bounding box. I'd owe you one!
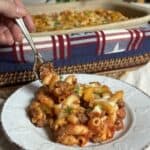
[0,0,27,18]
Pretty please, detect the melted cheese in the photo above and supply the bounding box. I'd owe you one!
[92,105,102,113]
[108,101,118,111]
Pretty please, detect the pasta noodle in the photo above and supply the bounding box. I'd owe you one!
[67,114,79,124]
[57,135,78,146]
[28,64,126,146]
[67,124,89,136]
[78,136,88,147]
[88,117,101,128]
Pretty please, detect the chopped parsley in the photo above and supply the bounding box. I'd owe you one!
[74,85,80,95]
[60,75,63,81]
[86,107,92,113]
[64,106,73,115]
[54,20,60,27]
[94,93,100,99]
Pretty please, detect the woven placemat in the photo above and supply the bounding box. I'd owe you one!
[0,53,150,87]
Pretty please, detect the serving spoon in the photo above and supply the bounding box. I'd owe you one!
[15,18,45,80]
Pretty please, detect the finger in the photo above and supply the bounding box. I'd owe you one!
[4,29,14,45]
[0,34,7,45]
[0,25,14,45]
[0,0,27,18]
[23,15,35,32]
[6,19,23,42]
[14,0,35,32]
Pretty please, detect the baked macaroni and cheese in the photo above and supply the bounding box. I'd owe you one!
[28,64,126,146]
[32,9,128,32]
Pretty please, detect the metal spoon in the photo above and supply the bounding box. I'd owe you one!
[15,18,44,80]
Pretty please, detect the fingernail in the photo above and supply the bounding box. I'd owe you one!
[17,34,23,43]
[7,35,14,45]
[8,39,14,46]
[1,35,13,45]
[16,7,26,16]
[1,34,6,41]
[30,25,36,32]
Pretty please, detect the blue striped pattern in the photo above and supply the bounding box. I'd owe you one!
[0,27,150,73]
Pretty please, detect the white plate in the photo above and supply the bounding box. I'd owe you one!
[1,74,150,150]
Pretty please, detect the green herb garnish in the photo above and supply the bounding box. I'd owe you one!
[54,20,60,27]
[86,107,92,113]
[64,106,73,115]
[60,75,63,81]
[74,85,80,95]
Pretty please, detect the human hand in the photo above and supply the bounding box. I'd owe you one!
[0,0,35,45]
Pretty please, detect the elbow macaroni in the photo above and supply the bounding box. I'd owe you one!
[28,64,126,146]
[33,9,128,32]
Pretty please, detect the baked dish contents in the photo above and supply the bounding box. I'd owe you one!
[32,9,128,32]
[28,64,126,147]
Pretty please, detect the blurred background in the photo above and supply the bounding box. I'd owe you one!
[22,0,150,4]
